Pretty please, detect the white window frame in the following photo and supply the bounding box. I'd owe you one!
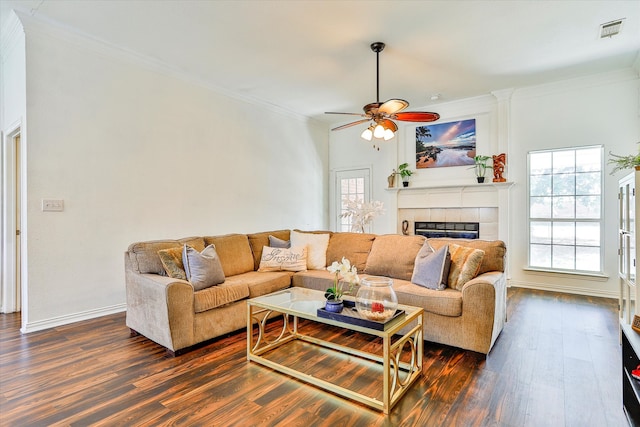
[527,145,604,275]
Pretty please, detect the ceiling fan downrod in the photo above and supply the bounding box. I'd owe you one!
[371,42,385,104]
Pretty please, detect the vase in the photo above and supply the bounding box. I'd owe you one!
[355,276,398,322]
[324,299,344,313]
[477,177,485,183]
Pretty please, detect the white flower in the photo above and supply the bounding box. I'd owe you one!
[340,199,385,233]
[325,257,359,300]
[327,261,341,274]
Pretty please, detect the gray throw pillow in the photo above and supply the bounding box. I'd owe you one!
[411,243,451,290]
[182,244,225,291]
[268,235,291,248]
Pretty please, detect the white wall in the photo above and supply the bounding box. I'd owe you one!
[0,11,25,128]
[510,69,639,298]
[329,70,640,298]
[16,16,328,330]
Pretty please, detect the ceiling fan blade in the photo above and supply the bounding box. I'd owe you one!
[331,119,371,131]
[325,112,368,117]
[377,119,398,132]
[394,112,440,122]
[379,99,409,115]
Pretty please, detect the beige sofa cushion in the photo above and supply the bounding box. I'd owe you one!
[194,282,250,313]
[364,234,426,281]
[223,271,293,298]
[428,238,506,274]
[292,269,337,294]
[204,234,254,277]
[247,229,291,270]
[393,279,462,317]
[127,237,204,275]
[326,232,376,273]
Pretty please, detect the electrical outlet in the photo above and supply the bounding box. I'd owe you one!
[42,199,64,212]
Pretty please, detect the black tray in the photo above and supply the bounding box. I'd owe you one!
[317,300,405,331]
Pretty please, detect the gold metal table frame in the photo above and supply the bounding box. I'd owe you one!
[246,288,424,414]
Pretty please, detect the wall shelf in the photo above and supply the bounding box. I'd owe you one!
[385,181,515,192]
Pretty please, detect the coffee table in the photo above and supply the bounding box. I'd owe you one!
[246,287,424,414]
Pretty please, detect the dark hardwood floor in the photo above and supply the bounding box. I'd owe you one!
[0,288,627,426]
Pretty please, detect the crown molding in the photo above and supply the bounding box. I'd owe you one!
[513,68,639,101]
[13,10,315,125]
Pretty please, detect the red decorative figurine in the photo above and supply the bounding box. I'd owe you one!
[493,153,506,182]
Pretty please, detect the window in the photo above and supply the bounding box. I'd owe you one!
[528,146,603,273]
[335,169,370,232]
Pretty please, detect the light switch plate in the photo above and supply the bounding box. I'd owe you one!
[42,199,64,212]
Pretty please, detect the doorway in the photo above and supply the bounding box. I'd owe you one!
[1,127,22,314]
[332,167,372,232]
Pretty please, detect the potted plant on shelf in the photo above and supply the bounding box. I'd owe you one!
[609,143,640,174]
[324,257,359,313]
[397,163,413,187]
[471,155,492,183]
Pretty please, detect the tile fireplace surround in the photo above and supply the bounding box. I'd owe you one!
[391,182,513,243]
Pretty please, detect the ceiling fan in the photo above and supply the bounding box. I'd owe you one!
[326,42,440,144]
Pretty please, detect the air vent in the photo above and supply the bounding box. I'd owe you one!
[600,19,625,38]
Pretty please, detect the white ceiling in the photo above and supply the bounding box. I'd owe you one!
[2,0,639,125]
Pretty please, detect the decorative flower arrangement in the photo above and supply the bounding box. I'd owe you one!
[340,199,385,233]
[325,257,359,301]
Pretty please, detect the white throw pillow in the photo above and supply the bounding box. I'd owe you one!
[258,246,307,272]
[290,230,330,270]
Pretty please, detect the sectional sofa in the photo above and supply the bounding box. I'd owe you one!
[125,229,507,356]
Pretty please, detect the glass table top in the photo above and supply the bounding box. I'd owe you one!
[249,287,422,320]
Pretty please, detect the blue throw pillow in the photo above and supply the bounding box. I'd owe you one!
[411,243,451,290]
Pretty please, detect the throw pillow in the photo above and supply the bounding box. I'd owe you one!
[448,243,485,290]
[268,235,291,248]
[363,234,426,281]
[182,244,226,291]
[258,246,307,272]
[290,230,330,270]
[158,246,188,280]
[411,243,451,290]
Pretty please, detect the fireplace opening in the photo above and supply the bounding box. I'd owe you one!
[415,221,479,239]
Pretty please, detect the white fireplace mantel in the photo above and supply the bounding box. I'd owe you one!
[389,181,515,251]
[388,182,514,209]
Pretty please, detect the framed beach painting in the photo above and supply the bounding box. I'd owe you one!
[415,119,476,168]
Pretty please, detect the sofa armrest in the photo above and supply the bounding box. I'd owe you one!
[459,271,507,353]
[125,267,195,352]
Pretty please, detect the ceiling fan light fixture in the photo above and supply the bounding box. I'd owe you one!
[383,128,395,141]
[373,123,386,139]
[361,126,374,141]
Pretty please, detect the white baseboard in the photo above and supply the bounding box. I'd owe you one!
[509,280,617,299]
[21,304,127,333]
